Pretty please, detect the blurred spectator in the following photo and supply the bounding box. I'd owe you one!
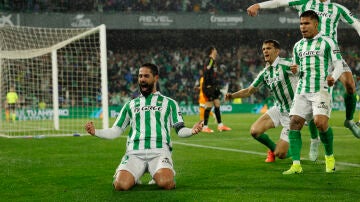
[1,0,358,13]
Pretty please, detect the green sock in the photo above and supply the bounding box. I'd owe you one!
[289,130,302,161]
[319,127,334,156]
[286,147,292,158]
[344,93,356,120]
[255,133,276,151]
[308,119,319,139]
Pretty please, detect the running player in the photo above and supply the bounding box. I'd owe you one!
[226,39,296,163]
[247,0,360,163]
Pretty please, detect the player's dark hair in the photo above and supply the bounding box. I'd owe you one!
[206,46,216,56]
[263,39,280,49]
[300,10,319,22]
[140,63,159,76]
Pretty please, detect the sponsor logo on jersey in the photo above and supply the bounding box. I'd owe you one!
[265,76,281,86]
[298,50,321,58]
[316,11,332,18]
[134,106,163,113]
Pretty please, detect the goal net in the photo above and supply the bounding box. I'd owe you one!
[0,24,109,137]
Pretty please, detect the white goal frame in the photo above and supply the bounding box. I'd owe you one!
[0,24,109,137]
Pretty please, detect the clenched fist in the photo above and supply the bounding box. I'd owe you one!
[85,121,96,136]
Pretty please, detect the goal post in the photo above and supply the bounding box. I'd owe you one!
[0,24,109,137]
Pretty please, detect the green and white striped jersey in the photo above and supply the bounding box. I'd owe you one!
[113,92,184,152]
[251,57,297,113]
[293,33,343,94]
[288,0,360,41]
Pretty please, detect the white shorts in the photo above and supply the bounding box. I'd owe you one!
[289,90,332,122]
[114,149,175,182]
[266,106,290,142]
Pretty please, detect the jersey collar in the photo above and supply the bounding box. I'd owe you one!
[304,32,323,41]
[139,91,160,98]
[265,56,280,69]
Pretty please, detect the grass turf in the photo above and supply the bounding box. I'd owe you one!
[0,111,359,201]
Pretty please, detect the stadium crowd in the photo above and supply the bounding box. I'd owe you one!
[1,0,359,13]
[1,1,359,107]
[106,43,360,106]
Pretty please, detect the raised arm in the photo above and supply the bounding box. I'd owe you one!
[225,86,258,101]
[247,0,291,16]
[338,4,360,37]
[85,121,124,139]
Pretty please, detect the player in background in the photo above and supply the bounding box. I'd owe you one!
[247,0,360,163]
[85,63,203,191]
[6,86,18,122]
[284,10,341,174]
[225,39,298,162]
[202,46,231,133]
[194,69,217,123]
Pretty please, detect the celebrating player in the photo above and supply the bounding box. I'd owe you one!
[226,39,297,162]
[247,0,360,164]
[85,63,203,191]
[247,0,360,139]
[284,10,341,174]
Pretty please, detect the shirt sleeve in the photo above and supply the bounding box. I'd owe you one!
[259,0,288,9]
[337,4,360,37]
[113,101,131,129]
[251,69,265,89]
[95,126,124,139]
[205,58,214,70]
[326,38,343,81]
[168,98,184,127]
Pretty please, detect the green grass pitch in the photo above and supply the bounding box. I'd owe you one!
[0,111,359,201]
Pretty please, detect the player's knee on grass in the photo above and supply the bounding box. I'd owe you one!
[113,170,136,191]
[154,168,175,190]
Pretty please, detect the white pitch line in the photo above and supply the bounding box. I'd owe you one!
[173,141,360,168]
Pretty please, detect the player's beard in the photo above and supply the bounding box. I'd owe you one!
[139,82,155,97]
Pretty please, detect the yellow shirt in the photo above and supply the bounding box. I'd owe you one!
[6,92,18,104]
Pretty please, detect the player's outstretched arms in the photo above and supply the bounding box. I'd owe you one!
[226,87,256,101]
[85,121,95,136]
[247,4,260,16]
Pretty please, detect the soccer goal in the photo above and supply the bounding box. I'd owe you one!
[0,24,109,137]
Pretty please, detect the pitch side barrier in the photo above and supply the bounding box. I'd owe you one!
[1,102,350,121]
